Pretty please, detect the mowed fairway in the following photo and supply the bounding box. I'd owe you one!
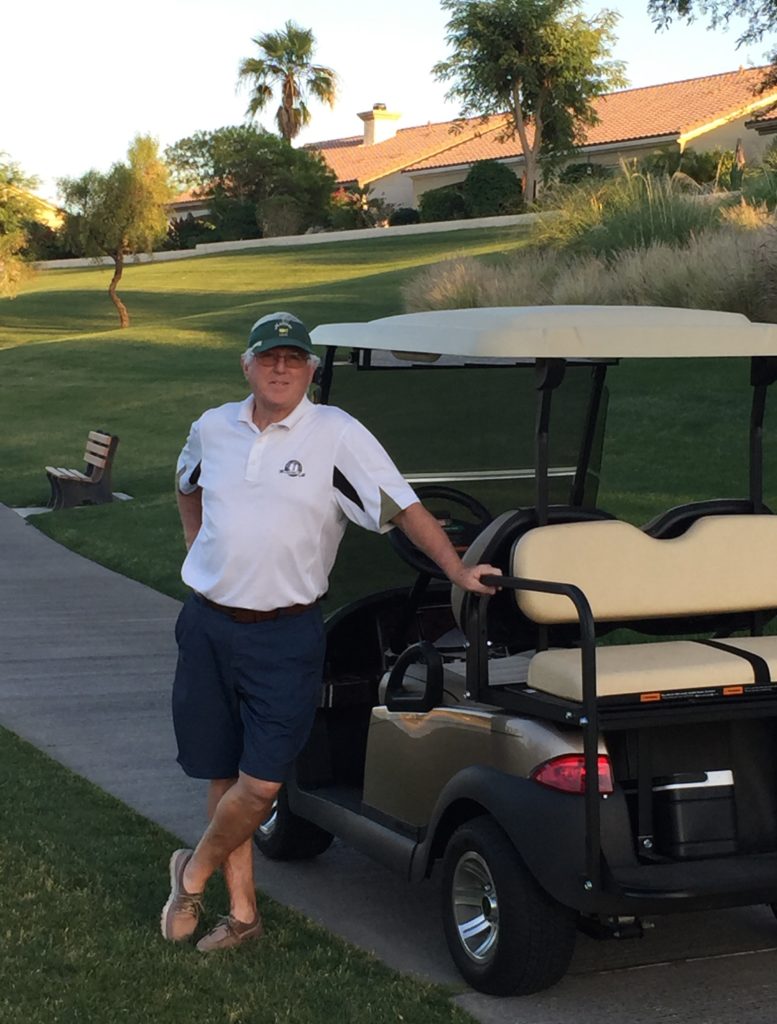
[2,225,775,608]
[0,228,533,602]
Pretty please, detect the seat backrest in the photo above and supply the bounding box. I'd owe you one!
[82,431,118,480]
[513,515,777,625]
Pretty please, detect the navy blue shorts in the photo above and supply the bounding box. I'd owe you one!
[172,594,326,783]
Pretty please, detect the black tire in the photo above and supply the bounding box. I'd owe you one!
[441,816,577,996]
[253,787,334,861]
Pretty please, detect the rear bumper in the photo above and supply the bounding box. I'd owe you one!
[419,767,777,916]
[599,853,777,915]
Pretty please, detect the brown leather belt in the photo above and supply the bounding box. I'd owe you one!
[198,594,316,623]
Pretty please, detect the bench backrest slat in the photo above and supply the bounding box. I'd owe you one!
[84,439,109,457]
[513,516,777,624]
[87,430,113,444]
[83,451,108,469]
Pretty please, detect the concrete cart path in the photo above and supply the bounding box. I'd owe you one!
[2,502,777,1024]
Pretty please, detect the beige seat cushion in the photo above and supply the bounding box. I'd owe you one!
[528,636,777,701]
[513,516,777,624]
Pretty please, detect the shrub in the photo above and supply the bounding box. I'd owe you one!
[763,139,777,173]
[21,221,79,260]
[558,162,613,185]
[162,214,216,250]
[742,170,777,211]
[461,160,523,217]
[638,146,734,186]
[418,185,469,223]
[388,207,421,226]
[259,194,304,237]
[328,186,392,230]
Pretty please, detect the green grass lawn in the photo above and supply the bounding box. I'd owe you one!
[0,728,474,1024]
[3,225,777,1019]
[2,226,775,607]
[0,228,538,605]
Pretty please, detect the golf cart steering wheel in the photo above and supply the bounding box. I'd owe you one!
[390,485,493,578]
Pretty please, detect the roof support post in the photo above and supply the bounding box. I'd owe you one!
[571,363,609,509]
[749,357,777,513]
[534,359,567,526]
[318,346,337,405]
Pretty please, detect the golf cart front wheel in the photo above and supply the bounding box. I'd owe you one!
[441,816,576,995]
[253,786,333,861]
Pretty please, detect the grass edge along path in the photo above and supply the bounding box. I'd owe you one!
[0,726,475,1024]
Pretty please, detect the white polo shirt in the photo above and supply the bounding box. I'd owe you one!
[176,395,418,610]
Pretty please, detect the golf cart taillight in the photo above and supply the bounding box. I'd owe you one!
[531,754,614,795]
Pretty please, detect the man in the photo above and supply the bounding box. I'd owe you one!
[162,311,498,952]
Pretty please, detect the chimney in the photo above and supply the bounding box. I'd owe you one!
[358,103,401,146]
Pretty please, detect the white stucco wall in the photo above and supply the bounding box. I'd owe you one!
[367,170,414,209]
[682,115,775,163]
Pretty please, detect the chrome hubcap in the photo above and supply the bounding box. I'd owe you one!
[258,799,278,837]
[452,851,499,963]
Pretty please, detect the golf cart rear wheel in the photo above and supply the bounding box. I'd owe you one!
[441,816,576,996]
[253,787,333,861]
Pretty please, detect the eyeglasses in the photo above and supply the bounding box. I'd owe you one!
[255,349,309,368]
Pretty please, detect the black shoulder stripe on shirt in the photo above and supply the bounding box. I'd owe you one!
[333,467,364,510]
[189,462,202,488]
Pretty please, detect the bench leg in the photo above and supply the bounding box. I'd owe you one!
[56,480,114,509]
[46,473,64,511]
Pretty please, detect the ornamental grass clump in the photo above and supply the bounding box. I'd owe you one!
[553,224,777,323]
[402,248,568,311]
[533,166,728,256]
[402,220,777,325]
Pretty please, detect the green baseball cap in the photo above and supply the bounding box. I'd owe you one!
[247,312,313,356]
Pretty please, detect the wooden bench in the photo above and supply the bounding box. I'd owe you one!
[511,515,777,703]
[45,431,119,510]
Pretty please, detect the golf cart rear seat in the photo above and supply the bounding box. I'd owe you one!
[513,515,777,701]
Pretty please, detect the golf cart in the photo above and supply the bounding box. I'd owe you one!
[254,305,777,996]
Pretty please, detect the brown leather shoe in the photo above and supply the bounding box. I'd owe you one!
[160,849,203,941]
[196,913,264,953]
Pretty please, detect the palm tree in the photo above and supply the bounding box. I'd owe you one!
[237,21,338,142]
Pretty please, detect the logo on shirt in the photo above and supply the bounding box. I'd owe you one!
[280,459,305,477]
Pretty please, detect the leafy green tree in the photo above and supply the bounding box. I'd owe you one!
[58,136,172,327]
[237,21,338,141]
[648,1,777,88]
[165,125,335,240]
[434,0,627,203]
[0,158,40,297]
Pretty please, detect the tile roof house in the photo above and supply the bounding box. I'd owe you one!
[307,66,777,209]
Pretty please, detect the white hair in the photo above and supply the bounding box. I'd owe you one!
[241,348,321,370]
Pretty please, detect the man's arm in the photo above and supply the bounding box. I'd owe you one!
[391,502,499,595]
[177,487,202,551]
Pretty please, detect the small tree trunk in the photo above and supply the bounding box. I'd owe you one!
[108,250,130,328]
[511,83,539,205]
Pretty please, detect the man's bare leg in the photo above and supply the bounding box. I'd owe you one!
[182,772,280,920]
[205,778,259,924]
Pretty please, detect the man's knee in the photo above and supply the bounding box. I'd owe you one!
[235,772,282,813]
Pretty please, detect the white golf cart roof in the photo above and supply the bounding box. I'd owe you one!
[311,306,777,359]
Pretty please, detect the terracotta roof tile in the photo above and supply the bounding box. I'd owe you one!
[310,66,777,180]
[306,113,509,185]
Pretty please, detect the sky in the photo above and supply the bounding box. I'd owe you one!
[4,0,771,202]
